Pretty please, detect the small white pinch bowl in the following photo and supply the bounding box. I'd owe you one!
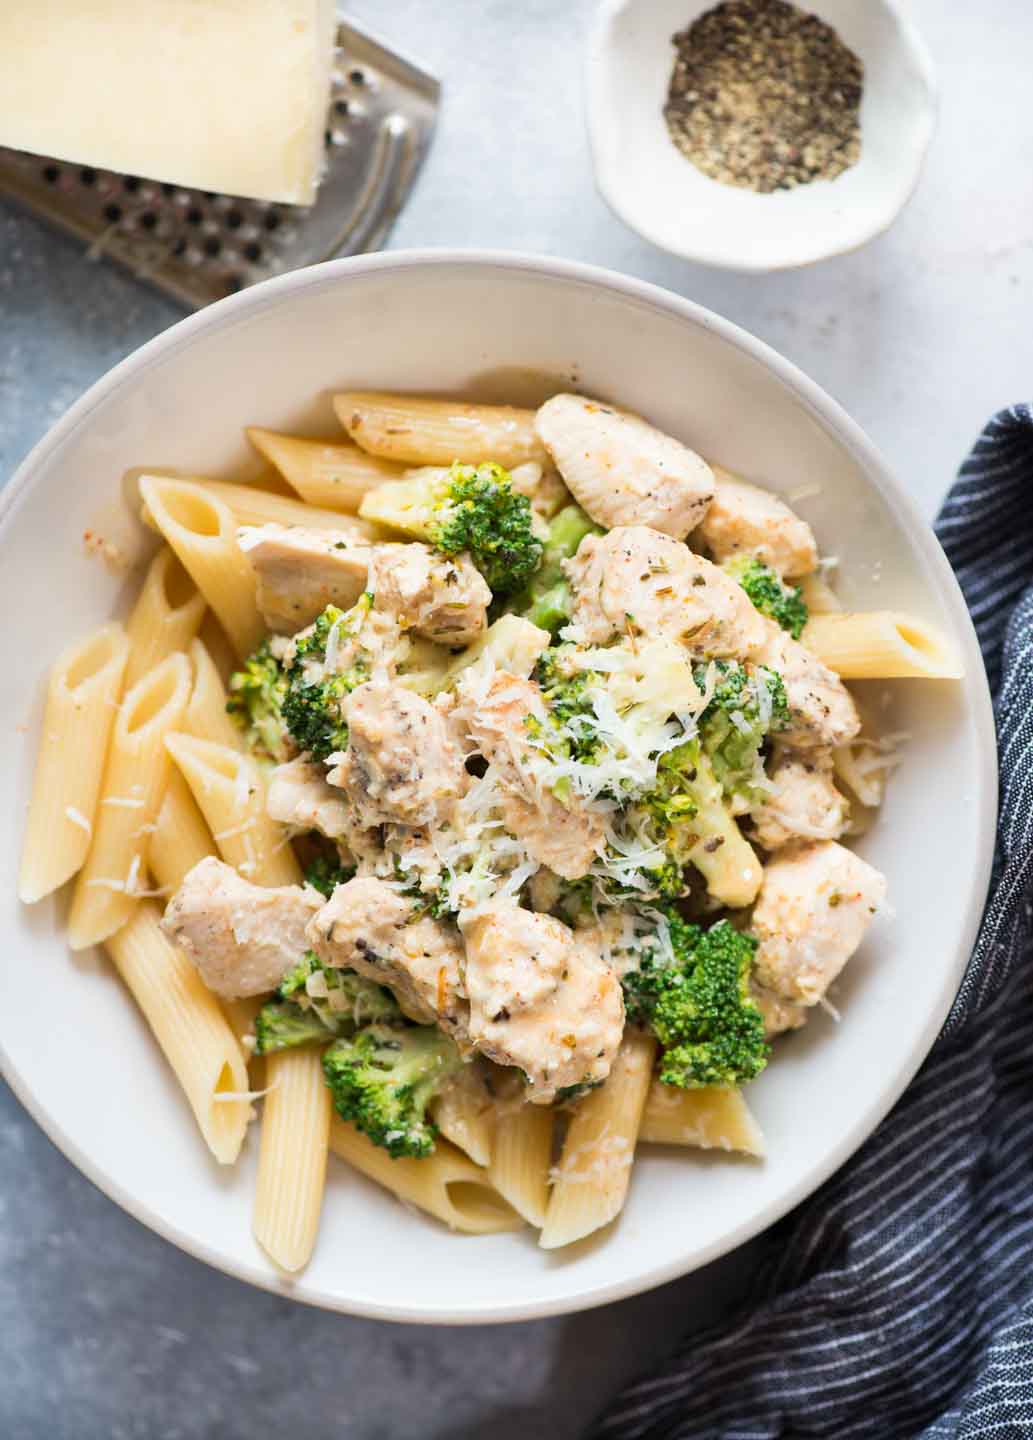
[0,253,993,1321]
[587,0,938,270]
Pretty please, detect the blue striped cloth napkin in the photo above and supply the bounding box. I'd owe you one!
[594,405,1033,1440]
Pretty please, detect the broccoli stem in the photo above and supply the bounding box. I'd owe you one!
[669,747,763,909]
[516,503,601,634]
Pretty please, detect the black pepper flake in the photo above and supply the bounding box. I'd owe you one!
[664,0,863,193]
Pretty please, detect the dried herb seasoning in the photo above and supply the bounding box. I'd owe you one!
[664,0,863,193]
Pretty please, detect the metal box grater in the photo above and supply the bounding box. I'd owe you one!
[0,20,439,309]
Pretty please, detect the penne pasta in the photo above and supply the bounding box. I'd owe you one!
[149,767,215,893]
[247,427,403,511]
[540,1031,655,1250]
[254,1047,332,1272]
[638,1081,765,1156]
[137,476,264,660]
[329,1120,524,1234]
[19,623,129,903]
[164,732,302,887]
[430,1062,497,1167]
[68,653,191,950]
[123,546,207,691]
[191,478,379,539]
[105,903,250,1164]
[334,391,548,468]
[802,611,963,680]
[185,636,244,753]
[490,1102,554,1228]
[198,612,238,685]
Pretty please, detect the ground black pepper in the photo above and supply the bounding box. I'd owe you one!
[664,0,863,193]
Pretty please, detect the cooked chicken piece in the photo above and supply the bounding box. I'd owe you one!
[759,623,860,748]
[267,756,353,840]
[463,902,625,1103]
[696,468,818,578]
[565,525,768,657]
[535,394,715,539]
[751,747,849,851]
[238,524,371,633]
[161,856,320,999]
[326,680,466,830]
[752,840,886,1008]
[458,669,606,881]
[368,542,490,648]
[750,980,808,1038]
[307,875,468,1037]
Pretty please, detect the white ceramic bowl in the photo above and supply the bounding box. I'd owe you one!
[0,252,994,1322]
[587,0,938,270]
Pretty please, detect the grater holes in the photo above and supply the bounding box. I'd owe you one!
[186,207,203,226]
[42,165,59,183]
[264,211,281,232]
[349,68,366,85]
[139,211,158,231]
[226,209,244,230]
[203,235,221,257]
[80,167,97,186]
[103,202,122,223]
[243,242,263,263]
[123,176,141,193]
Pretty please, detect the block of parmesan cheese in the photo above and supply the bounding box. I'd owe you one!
[0,0,337,205]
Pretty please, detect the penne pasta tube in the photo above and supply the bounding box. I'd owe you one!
[247,427,402,511]
[801,611,963,680]
[638,1081,765,1156]
[254,1048,332,1272]
[123,546,206,691]
[164,732,302,887]
[149,767,215,892]
[430,1062,497,1167]
[137,476,264,660]
[540,1030,655,1251]
[191,478,379,539]
[334,391,548,468]
[185,636,244,752]
[19,622,129,903]
[198,612,238,685]
[490,1102,554,1228]
[68,652,191,950]
[329,1120,524,1235]
[105,903,250,1164]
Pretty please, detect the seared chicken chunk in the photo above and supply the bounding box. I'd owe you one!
[327,680,466,830]
[759,623,860,748]
[267,756,353,840]
[535,394,715,539]
[307,876,468,1037]
[161,856,320,999]
[459,669,606,881]
[566,525,767,657]
[238,524,371,633]
[697,468,818,578]
[751,747,849,851]
[463,902,625,1103]
[368,543,490,648]
[752,841,886,1008]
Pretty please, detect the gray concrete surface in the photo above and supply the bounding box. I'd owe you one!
[2,1,1032,1436]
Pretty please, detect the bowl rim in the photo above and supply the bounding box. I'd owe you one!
[584,0,940,272]
[0,248,997,1323]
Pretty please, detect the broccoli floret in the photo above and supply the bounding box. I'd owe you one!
[695,661,789,801]
[304,852,354,898]
[227,643,290,763]
[514,503,602,633]
[254,1001,333,1055]
[360,461,542,598]
[725,556,808,640]
[322,1023,463,1158]
[623,911,768,1089]
[530,645,604,767]
[255,952,401,1054]
[281,598,373,761]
